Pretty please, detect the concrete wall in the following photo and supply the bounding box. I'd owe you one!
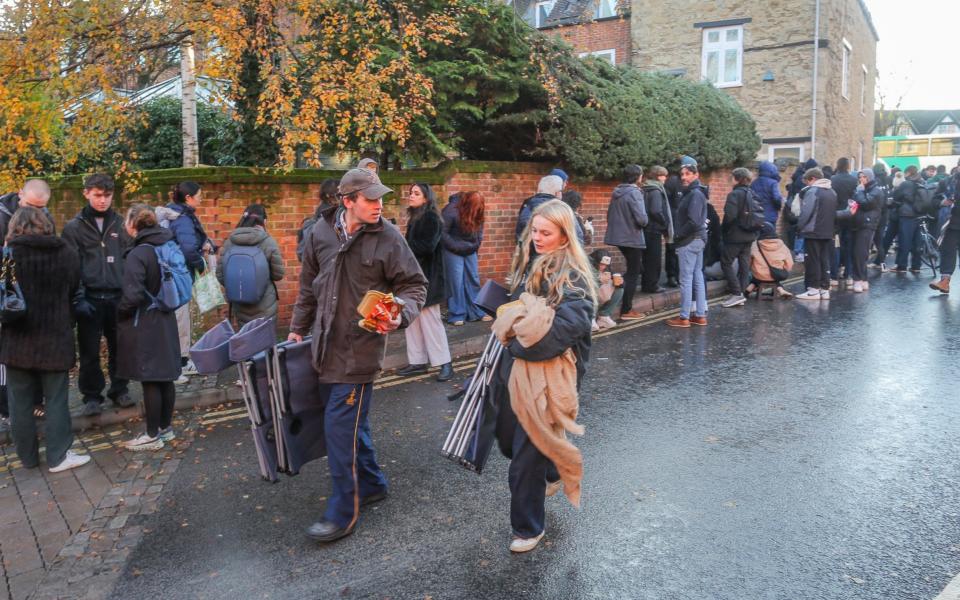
[47,162,733,331]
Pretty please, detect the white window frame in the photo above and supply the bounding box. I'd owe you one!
[860,65,867,115]
[578,49,616,64]
[534,0,555,28]
[593,0,616,19]
[767,144,805,164]
[933,117,959,135]
[701,25,743,88]
[841,38,851,100]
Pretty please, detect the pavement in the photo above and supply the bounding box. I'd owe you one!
[0,269,956,599]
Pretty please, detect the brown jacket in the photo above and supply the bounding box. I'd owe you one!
[290,206,427,383]
[750,238,794,283]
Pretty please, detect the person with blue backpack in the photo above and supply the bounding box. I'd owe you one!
[117,204,190,451]
[217,205,285,326]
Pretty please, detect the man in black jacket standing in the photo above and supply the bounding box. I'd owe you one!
[931,171,960,294]
[831,158,858,286]
[720,168,760,308]
[61,174,134,416]
[892,165,926,272]
[640,166,671,293]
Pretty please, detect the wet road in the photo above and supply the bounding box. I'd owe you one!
[111,274,960,600]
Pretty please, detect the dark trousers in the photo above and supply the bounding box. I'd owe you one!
[721,242,752,295]
[6,368,72,468]
[896,217,922,270]
[851,228,875,281]
[833,229,852,279]
[142,381,175,437]
[617,246,644,314]
[874,216,899,265]
[641,232,663,291]
[941,229,960,276]
[495,398,551,539]
[805,239,832,290]
[665,243,679,280]
[321,382,387,529]
[76,295,128,403]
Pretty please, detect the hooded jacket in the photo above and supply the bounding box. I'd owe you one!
[640,181,670,236]
[894,175,925,218]
[673,180,708,247]
[116,226,182,382]
[165,202,211,277]
[750,161,784,224]
[61,205,132,295]
[603,183,648,248]
[721,184,761,244]
[290,205,427,384]
[788,159,819,199]
[0,235,80,371]
[216,226,285,325]
[798,180,838,239]
[851,173,883,231]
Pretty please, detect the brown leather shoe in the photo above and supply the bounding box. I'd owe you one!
[930,278,950,294]
[690,315,708,326]
[620,310,645,321]
[666,316,690,328]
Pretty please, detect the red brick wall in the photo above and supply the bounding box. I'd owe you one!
[548,17,632,65]
[48,163,732,329]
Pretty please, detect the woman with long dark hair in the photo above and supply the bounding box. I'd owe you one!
[0,207,88,472]
[164,181,214,376]
[117,204,183,451]
[491,200,596,553]
[441,190,486,325]
[217,204,285,326]
[397,184,454,381]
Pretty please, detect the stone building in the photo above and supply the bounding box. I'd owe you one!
[510,0,879,168]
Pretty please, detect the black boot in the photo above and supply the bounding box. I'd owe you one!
[436,363,454,382]
[666,277,679,288]
[396,363,428,376]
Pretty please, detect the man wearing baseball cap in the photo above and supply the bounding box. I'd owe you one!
[289,168,427,543]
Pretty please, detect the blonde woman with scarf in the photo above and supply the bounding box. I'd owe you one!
[491,199,596,553]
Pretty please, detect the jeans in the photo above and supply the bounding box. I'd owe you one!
[794,236,805,255]
[677,239,707,319]
[874,216,899,265]
[641,231,663,291]
[617,246,644,313]
[6,368,73,468]
[721,242,752,295]
[941,229,960,276]
[896,217,922,270]
[443,250,484,323]
[142,381,175,438]
[598,288,624,318]
[76,295,128,403]
[833,229,853,279]
[851,228,875,281]
[804,238,832,290]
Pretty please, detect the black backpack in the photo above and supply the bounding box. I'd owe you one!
[737,189,766,232]
[913,183,934,214]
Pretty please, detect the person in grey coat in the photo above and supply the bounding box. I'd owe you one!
[217,205,286,327]
[603,164,648,319]
[796,168,838,300]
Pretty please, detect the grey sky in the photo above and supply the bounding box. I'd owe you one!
[866,0,959,110]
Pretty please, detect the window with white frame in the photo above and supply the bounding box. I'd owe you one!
[701,26,743,88]
[579,49,616,64]
[535,0,555,28]
[841,39,851,99]
[933,116,960,134]
[860,65,867,114]
[594,0,616,19]
[768,144,804,164]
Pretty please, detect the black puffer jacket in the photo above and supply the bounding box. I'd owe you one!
[641,183,669,235]
[406,209,445,307]
[852,181,883,231]
[116,227,182,382]
[61,205,132,295]
[721,185,760,244]
[0,235,80,371]
[894,177,924,218]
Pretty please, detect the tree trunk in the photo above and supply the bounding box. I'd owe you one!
[180,38,199,168]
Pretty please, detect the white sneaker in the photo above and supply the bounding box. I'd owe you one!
[721,294,747,308]
[124,433,164,451]
[820,290,830,300]
[510,531,545,553]
[158,427,176,442]
[867,262,880,270]
[49,451,91,473]
[796,289,821,300]
[795,253,805,263]
[591,319,600,332]
[175,374,189,385]
[182,360,199,376]
[880,263,889,273]
[830,279,839,288]
[597,316,617,330]
[844,278,854,286]
[852,281,863,293]
[862,281,869,290]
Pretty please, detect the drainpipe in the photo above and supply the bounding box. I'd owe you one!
[810,0,821,159]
